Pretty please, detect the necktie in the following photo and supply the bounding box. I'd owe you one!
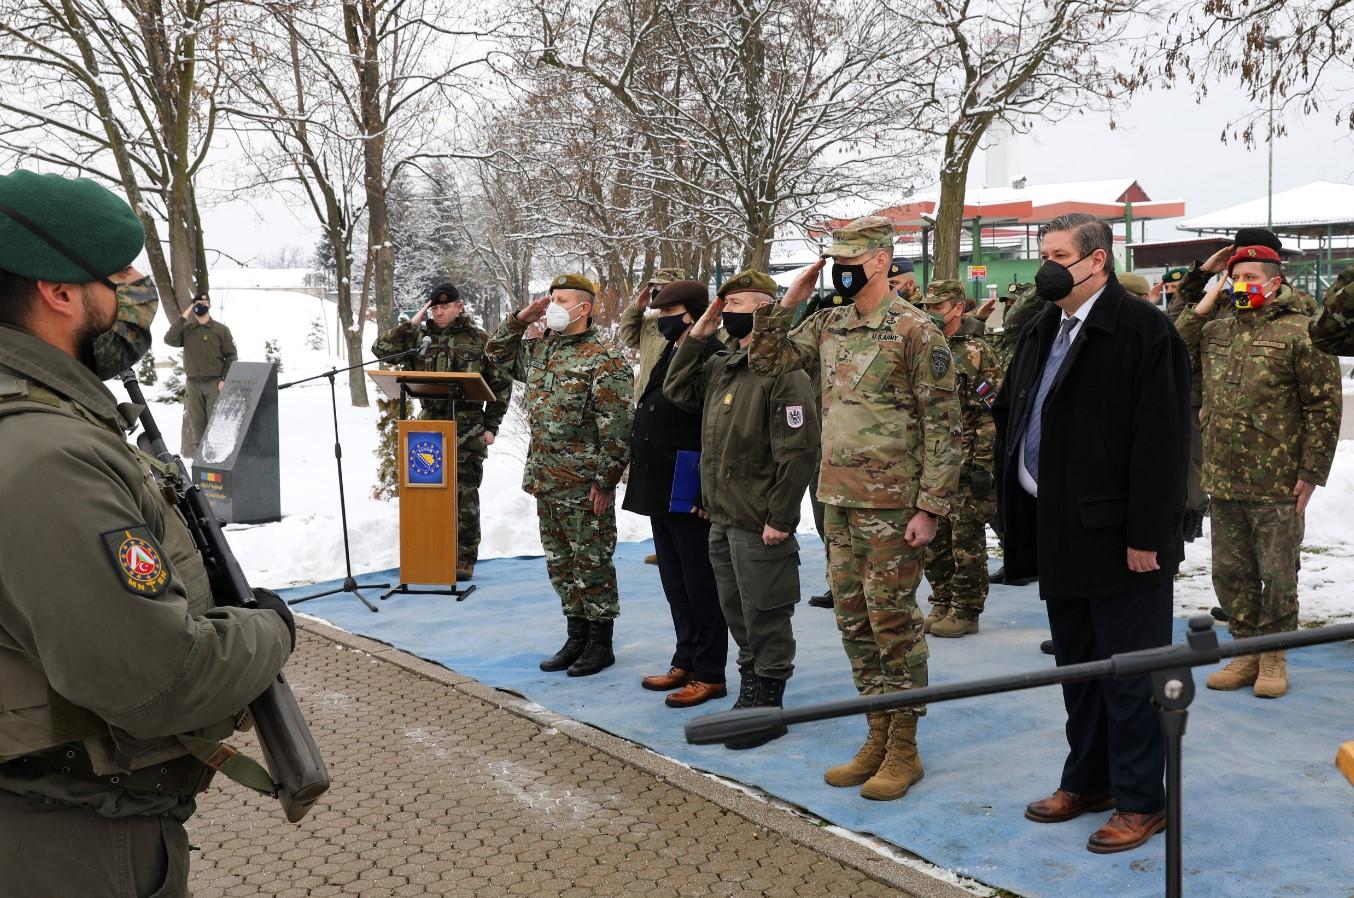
[1022,316,1081,485]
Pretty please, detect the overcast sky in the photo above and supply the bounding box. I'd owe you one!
[198,72,1354,268]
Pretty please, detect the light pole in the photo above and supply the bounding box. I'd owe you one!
[1265,36,1282,228]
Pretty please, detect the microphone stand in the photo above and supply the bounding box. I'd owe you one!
[279,344,424,612]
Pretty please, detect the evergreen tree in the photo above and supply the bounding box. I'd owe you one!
[136,350,158,385]
[161,353,186,403]
[264,338,283,373]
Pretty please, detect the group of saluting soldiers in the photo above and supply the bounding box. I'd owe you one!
[378,212,1350,833]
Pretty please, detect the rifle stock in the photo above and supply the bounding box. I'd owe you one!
[119,371,329,823]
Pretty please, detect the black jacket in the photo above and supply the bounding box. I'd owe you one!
[622,337,720,517]
[993,276,1191,600]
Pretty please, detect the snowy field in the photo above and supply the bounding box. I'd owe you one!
[114,281,1354,622]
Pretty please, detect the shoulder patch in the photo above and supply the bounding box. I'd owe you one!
[101,525,170,596]
[785,405,805,429]
[930,345,951,378]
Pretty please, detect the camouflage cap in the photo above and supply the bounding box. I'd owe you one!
[549,273,596,296]
[716,269,778,299]
[1119,272,1152,296]
[821,215,895,258]
[1006,281,1032,296]
[915,278,965,306]
[1162,267,1188,284]
[0,170,144,283]
[648,267,685,286]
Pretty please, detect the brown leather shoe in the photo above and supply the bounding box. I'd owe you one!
[641,667,690,691]
[1024,788,1116,823]
[644,553,659,565]
[1087,810,1166,854]
[665,680,727,708]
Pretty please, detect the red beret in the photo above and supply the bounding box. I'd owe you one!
[1227,245,1281,272]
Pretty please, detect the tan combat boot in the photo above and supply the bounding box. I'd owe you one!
[1205,655,1260,691]
[1253,651,1288,698]
[860,715,924,801]
[824,712,890,787]
[923,606,949,634]
[931,614,979,639]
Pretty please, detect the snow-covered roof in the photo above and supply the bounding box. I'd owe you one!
[1179,181,1354,238]
[210,268,316,290]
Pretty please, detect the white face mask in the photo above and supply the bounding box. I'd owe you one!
[545,301,575,332]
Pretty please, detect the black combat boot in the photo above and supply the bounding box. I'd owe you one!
[540,617,589,672]
[808,591,834,609]
[731,666,758,710]
[567,620,615,677]
[726,676,788,751]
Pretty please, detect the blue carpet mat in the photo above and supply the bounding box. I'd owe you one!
[279,538,1354,898]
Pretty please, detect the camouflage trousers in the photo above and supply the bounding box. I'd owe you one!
[923,491,995,619]
[537,498,620,622]
[1211,499,1303,638]
[824,504,929,717]
[456,444,485,564]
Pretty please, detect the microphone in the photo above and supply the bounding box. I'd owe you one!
[417,335,432,358]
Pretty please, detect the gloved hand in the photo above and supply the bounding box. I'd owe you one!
[970,469,993,501]
[252,587,296,651]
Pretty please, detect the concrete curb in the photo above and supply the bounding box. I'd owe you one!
[297,617,983,898]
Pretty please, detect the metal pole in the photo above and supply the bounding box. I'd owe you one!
[1124,202,1135,270]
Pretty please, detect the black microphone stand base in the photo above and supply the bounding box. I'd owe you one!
[380,583,477,602]
[287,576,389,613]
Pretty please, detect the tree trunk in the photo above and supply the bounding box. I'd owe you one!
[330,229,369,407]
[933,128,983,281]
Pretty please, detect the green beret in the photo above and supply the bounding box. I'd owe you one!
[716,269,778,299]
[549,273,595,296]
[0,170,144,283]
[916,278,965,305]
[1119,272,1152,296]
[648,267,686,286]
[822,215,895,258]
[1162,267,1188,284]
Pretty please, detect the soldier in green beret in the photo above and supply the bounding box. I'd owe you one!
[0,170,294,895]
[749,215,963,801]
[164,290,237,453]
[485,273,634,677]
[914,280,1002,638]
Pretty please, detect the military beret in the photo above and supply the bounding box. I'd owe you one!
[548,273,596,296]
[648,267,686,286]
[1162,267,1188,284]
[716,269,778,299]
[428,282,460,305]
[889,259,915,276]
[0,170,144,284]
[1227,245,1282,273]
[1006,281,1032,296]
[916,278,965,305]
[1233,228,1282,254]
[653,279,710,315]
[1118,272,1152,296]
[822,215,895,258]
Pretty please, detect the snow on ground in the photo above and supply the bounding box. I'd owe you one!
[114,280,1354,620]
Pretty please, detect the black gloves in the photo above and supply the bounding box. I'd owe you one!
[252,587,296,650]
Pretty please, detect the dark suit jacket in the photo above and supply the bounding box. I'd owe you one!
[993,275,1191,600]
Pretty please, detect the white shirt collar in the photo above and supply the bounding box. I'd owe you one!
[1060,282,1107,335]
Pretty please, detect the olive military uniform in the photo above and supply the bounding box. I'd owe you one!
[164,315,237,448]
[663,314,819,686]
[1176,285,1342,638]
[371,316,512,567]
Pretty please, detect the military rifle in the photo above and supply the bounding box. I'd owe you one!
[119,371,330,823]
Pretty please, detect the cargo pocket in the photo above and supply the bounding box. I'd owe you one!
[744,534,801,611]
[145,817,190,898]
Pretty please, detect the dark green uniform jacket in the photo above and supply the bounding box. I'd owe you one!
[164,317,237,379]
[371,317,513,446]
[663,334,819,533]
[1311,265,1354,356]
[0,325,292,820]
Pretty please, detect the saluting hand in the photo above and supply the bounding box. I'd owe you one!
[781,258,826,309]
[975,298,998,321]
[411,299,432,326]
[1201,244,1235,275]
[688,298,724,340]
[515,295,552,325]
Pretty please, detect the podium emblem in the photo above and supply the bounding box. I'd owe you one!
[406,431,447,487]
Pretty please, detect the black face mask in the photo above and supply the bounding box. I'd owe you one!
[721,311,755,340]
[193,303,209,316]
[831,262,870,300]
[656,314,689,342]
[1034,254,1093,302]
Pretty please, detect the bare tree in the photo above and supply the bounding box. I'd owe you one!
[888,0,1145,279]
[0,0,228,316]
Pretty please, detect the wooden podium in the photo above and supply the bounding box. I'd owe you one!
[368,370,497,602]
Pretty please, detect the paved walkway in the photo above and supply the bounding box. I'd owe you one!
[187,620,977,898]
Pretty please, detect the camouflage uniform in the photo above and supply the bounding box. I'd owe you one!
[917,309,1001,621]
[1176,286,1343,637]
[371,317,513,565]
[986,283,1044,372]
[484,313,633,622]
[1311,265,1354,355]
[749,244,962,712]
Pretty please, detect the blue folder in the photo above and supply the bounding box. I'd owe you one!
[669,450,701,513]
